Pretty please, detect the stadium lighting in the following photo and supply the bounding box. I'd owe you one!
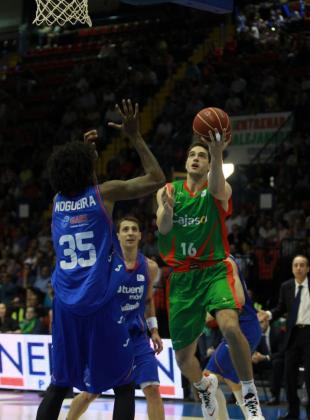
[223,163,234,179]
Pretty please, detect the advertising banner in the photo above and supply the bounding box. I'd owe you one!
[0,334,183,399]
[226,112,293,164]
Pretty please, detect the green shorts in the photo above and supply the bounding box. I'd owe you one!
[169,260,241,351]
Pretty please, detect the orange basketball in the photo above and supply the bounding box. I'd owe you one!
[193,107,232,144]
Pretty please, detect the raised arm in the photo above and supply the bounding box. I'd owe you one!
[156,185,174,235]
[207,129,232,210]
[145,258,163,354]
[100,100,165,206]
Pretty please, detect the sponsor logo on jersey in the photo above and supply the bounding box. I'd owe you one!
[121,302,140,312]
[117,285,144,295]
[61,215,70,228]
[174,214,208,227]
[54,195,96,212]
[123,338,130,347]
[136,274,145,282]
[70,214,88,225]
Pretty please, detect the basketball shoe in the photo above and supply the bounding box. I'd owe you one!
[196,373,219,420]
[243,392,265,419]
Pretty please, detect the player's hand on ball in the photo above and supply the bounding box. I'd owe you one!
[207,128,228,152]
[108,99,140,140]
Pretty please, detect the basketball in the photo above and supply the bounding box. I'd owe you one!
[193,107,232,145]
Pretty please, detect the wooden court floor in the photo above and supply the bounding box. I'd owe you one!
[0,390,308,419]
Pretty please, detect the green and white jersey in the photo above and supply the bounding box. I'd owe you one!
[158,180,232,270]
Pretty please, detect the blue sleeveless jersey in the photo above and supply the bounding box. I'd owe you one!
[230,255,257,323]
[116,252,149,333]
[51,185,123,315]
[206,256,261,383]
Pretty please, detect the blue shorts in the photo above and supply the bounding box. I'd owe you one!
[206,316,262,384]
[51,296,134,393]
[131,330,159,387]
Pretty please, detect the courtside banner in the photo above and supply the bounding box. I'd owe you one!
[0,334,183,399]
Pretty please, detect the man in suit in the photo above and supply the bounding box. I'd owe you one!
[260,254,310,419]
[252,315,286,405]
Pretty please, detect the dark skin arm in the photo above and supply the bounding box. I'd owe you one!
[85,99,165,217]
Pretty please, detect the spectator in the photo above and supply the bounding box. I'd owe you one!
[142,231,159,259]
[33,265,51,294]
[260,255,310,419]
[259,219,277,245]
[253,314,286,406]
[43,281,54,310]
[20,306,47,334]
[0,302,21,333]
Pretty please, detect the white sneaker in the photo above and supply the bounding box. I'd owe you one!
[197,373,219,420]
[243,392,265,420]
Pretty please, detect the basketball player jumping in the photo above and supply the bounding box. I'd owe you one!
[36,100,165,420]
[156,130,264,420]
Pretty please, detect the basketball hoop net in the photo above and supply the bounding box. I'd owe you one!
[33,0,92,27]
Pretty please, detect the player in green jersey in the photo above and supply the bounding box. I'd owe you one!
[156,129,264,420]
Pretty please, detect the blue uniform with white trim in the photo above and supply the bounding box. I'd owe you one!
[116,252,159,387]
[206,256,262,383]
[51,185,133,393]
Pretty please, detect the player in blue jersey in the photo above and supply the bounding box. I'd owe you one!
[205,255,262,419]
[66,215,165,420]
[36,100,165,420]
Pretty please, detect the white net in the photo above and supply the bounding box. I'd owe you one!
[33,0,92,27]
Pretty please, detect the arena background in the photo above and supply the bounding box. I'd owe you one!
[0,0,309,419]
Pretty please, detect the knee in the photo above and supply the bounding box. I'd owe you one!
[175,352,190,371]
[48,384,72,399]
[83,392,98,402]
[219,320,240,342]
[144,385,161,402]
[114,382,135,397]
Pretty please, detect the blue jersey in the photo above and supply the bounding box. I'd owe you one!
[206,256,261,383]
[51,185,123,315]
[116,252,149,333]
[230,255,257,323]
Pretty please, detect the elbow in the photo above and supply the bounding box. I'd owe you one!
[157,171,166,186]
[157,224,171,236]
[208,188,226,201]
[152,172,166,188]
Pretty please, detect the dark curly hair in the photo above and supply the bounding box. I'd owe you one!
[47,141,95,196]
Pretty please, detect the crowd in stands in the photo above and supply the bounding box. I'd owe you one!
[0,5,309,397]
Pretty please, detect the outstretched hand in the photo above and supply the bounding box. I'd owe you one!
[108,99,140,140]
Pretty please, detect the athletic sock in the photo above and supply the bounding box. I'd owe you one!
[240,379,257,397]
